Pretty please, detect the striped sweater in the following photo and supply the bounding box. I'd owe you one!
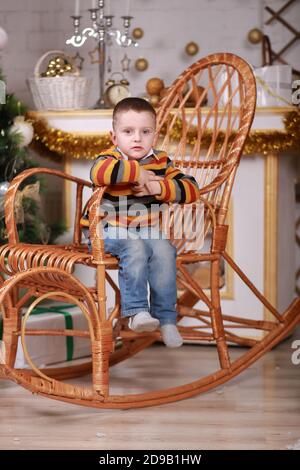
[81,147,200,228]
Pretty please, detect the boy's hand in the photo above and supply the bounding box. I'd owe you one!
[132,172,163,196]
[138,167,153,186]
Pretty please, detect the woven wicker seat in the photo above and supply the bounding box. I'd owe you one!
[1,52,299,409]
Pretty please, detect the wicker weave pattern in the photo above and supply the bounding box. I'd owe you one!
[0,53,299,409]
[156,53,256,218]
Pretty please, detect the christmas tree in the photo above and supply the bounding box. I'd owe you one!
[0,68,65,244]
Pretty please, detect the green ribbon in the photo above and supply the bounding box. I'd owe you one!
[0,304,77,362]
[31,304,77,361]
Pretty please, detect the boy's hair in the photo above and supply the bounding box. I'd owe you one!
[112,97,156,128]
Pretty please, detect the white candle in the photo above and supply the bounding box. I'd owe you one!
[126,0,130,16]
[74,0,80,16]
[107,0,111,15]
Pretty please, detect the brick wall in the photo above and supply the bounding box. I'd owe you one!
[1,0,263,107]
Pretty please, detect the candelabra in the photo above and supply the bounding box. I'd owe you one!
[66,0,138,108]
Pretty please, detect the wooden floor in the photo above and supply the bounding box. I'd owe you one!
[0,326,300,450]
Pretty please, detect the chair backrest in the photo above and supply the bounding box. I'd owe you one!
[154,53,256,251]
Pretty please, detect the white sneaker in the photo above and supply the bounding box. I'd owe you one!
[161,324,183,348]
[128,312,160,333]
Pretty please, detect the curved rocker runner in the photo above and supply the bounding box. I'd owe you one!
[0,52,299,409]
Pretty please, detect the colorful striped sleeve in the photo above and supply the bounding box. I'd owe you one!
[90,155,140,186]
[155,157,200,203]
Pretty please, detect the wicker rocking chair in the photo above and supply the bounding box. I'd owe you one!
[0,52,299,409]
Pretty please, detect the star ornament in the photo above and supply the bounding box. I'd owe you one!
[89,46,103,65]
[71,52,85,70]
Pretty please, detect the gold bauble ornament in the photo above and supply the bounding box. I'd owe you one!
[146,77,165,96]
[55,57,65,65]
[149,95,160,107]
[160,87,169,99]
[185,41,199,56]
[135,58,149,72]
[132,27,144,39]
[247,28,263,44]
[42,55,75,77]
[189,85,208,106]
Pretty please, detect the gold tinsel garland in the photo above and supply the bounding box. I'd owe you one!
[30,118,112,160]
[29,111,300,160]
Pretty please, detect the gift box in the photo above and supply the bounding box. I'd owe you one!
[218,64,292,108]
[0,304,91,368]
[254,65,292,107]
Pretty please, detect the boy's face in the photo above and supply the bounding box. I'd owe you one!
[111,110,156,160]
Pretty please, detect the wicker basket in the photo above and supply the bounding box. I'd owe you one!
[27,50,92,110]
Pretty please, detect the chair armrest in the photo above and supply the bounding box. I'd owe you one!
[87,185,108,263]
[198,160,236,196]
[4,167,92,244]
[87,190,218,260]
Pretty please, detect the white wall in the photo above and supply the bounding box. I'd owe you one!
[1,0,263,107]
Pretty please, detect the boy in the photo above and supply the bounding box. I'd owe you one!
[82,97,200,347]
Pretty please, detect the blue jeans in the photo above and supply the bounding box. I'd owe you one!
[90,225,177,325]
